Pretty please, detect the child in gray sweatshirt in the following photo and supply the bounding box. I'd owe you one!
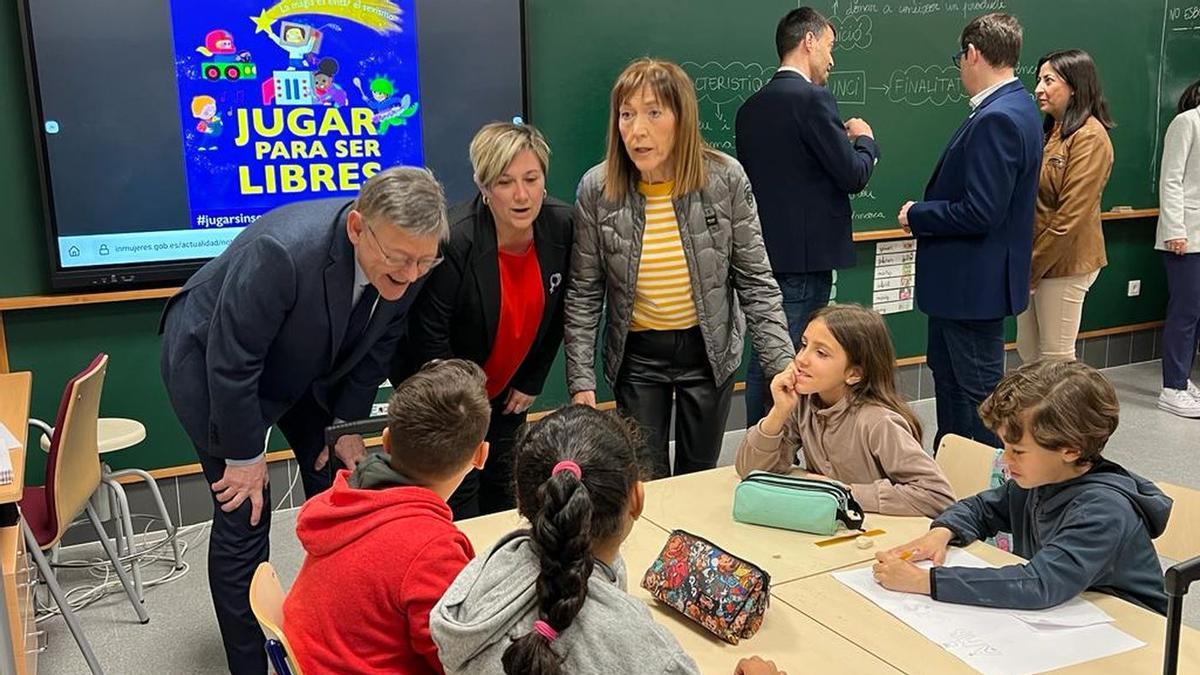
[430,405,699,674]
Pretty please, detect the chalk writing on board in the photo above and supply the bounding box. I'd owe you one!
[830,15,873,50]
[1153,0,1200,187]
[830,0,1010,18]
[683,61,768,150]
[871,65,964,106]
[685,61,769,105]
[829,71,867,105]
[853,211,887,221]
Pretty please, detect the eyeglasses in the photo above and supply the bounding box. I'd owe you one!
[951,46,968,70]
[365,224,443,274]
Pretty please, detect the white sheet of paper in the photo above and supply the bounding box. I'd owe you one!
[832,549,1143,675]
[0,422,19,450]
[0,422,17,486]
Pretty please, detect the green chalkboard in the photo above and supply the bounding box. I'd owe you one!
[1157,0,1200,184]
[527,0,1185,219]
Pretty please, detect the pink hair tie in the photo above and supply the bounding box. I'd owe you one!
[532,619,559,641]
[552,460,582,480]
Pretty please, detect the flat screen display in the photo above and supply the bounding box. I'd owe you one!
[18,0,526,290]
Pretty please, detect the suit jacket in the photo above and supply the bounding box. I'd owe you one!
[735,70,880,273]
[908,80,1042,320]
[160,198,423,461]
[394,195,573,398]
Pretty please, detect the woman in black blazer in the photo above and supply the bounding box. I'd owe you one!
[396,122,573,517]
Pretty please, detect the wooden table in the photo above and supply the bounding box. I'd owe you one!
[772,542,1200,674]
[640,466,933,583]
[0,373,31,504]
[0,372,33,675]
[456,510,901,674]
[459,467,1199,674]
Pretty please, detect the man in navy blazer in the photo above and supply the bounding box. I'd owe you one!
[736,6,880,426]
[160,167,447,674]
[899,13,1041,451]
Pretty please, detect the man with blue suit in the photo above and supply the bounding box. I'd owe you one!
[160,167,448,674]
[899,13,1042,451]
[736,6,880,426]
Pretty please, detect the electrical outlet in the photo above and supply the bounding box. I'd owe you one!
[1127,280,1141,297]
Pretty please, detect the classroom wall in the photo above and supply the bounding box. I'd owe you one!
[0,0,1183,485]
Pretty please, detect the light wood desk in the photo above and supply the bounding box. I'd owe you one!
[456,510,901,674]
[0,372,35,674]
[640,466,933,584]
[772,542,1200,674]
[0,372,31,504]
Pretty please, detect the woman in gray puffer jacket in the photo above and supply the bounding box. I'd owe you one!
[565,58,793,478]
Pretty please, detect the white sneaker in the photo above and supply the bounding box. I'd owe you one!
[1158,388,1200,418]
[1187,381,1200,401]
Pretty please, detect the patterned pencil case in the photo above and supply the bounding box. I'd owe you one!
[640,529,770,645]
[733,470,865,536]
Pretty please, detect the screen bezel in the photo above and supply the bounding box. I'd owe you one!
[16,0,531,292]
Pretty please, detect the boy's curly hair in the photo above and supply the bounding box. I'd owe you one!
[979,359,1119,465]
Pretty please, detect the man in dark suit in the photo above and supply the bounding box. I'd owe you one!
[736,6,880,426]
[160,166,447,674]
[899,13,1042,451]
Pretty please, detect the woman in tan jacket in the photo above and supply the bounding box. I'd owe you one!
[1017,50,1115,362]
[735,304,955,518]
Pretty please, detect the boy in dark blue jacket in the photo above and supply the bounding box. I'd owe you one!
[873,359,1173,614]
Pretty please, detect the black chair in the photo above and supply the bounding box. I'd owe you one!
[1164,555,1200,674]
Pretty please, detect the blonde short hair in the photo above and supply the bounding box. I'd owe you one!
[468,122,550,188]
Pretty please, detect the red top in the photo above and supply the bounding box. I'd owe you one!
[482,244,545,399]
[283,471,473,675]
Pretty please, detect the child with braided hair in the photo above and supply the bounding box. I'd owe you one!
[430,405,701,674]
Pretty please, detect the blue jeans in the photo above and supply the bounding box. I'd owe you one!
[927,316,1004,452]
[1162,251,1200,390]
[745,271,833,426]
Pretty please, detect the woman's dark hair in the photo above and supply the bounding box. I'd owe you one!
[1179,78,1200,115]
[1036,49,1115,140]
[501,406,646,675]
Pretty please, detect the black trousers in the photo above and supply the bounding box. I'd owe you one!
[196,392,332,675]
[448,398,527,519]
[615,327,734,479]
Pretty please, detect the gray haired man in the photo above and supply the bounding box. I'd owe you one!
[159,166,448,674]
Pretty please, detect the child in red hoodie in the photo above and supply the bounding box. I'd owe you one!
[283,359,492,674]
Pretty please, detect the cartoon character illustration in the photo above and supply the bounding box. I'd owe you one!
[313,58,349,107]
[352,75,419,135]
[197,29,238,62]
[197,29,256,81]
[191,95,223,150]
[266,21,317,70]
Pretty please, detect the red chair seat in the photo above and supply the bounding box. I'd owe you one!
[19,486,56,549]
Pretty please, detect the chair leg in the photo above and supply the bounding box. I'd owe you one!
[100,475,143,601]
[83,503,148,624]
[22,520,104,675]
[108,468,183,570]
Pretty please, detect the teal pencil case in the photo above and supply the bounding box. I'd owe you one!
[732,471,865,536]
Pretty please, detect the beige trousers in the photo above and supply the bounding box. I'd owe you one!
[1016,270,1100,362]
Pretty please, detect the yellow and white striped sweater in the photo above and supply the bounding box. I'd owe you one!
[631,181,698,331]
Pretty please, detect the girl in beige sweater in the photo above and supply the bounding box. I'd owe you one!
[735,304,955,517]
